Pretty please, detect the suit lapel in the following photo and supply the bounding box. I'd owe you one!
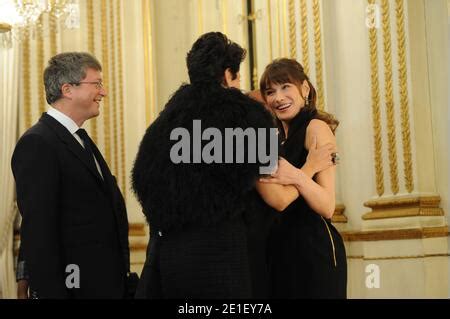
[40,113,106,188]
[90,139,115,194]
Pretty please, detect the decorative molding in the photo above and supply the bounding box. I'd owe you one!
[332,203,348,223]
[341,226,448,242]
[0,22,12,32]
[130,240,147,251]
[129,222,147,254]
[288,0,296,59]
[86,0,98,144]
[142,0,155,125]
[312,0,324,110]
[86,0,95,53]
[282,0,288,57]
[37,16,45,116]
[347,253,450,260]
[299,0,309,75]
[197,0,203,35]
[101,0,111,166]
[368,0,384,196]
[395,0,414,193]
[267,0,273,61]
[22,36,32,130]
[129,222,147,236]
[117,0,126,198]
[275,0,281,57]
[251,0,259,90]
[50,14,57,56]
[222,0,228,35]
[110,0,118,178]
[381,0,399,194]
[362,195,443,220]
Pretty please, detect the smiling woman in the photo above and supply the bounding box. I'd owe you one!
[256,58,346,298]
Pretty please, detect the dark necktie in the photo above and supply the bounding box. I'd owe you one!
[76,128,102,178]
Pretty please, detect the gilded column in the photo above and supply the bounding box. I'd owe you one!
[101,0,111,166]
[299,0,310,75]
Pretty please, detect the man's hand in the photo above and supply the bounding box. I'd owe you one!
[17,279,29,299]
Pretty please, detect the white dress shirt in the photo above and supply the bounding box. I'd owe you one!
[47,106,104,179]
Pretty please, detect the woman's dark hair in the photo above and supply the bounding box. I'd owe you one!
[186,32,246,86]
[260,58,339,134]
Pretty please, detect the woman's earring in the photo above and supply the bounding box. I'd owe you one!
[305,97,309,106]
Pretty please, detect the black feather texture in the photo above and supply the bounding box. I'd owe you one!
[131,84,275,232]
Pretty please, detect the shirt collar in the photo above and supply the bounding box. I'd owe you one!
[47,106,81,134]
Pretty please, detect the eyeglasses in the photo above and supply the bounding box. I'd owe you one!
[70,81,104,89]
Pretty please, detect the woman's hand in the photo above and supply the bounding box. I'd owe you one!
[259,135,337,186]
[259,157,301,185]
[302,136,337,177]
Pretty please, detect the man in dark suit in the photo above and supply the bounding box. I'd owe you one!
[12,52,134,298]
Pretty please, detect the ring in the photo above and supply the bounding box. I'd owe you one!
[331,152,340,165]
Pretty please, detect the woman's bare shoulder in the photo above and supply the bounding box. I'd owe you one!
[305,119,335,149]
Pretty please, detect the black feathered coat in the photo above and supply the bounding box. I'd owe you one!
[132,84,275,298]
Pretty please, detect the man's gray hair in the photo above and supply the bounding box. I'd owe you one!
[43,52,102,104]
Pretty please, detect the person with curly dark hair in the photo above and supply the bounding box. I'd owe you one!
[131,32,275,298]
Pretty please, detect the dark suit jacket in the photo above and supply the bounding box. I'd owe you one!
[12,113,130,298]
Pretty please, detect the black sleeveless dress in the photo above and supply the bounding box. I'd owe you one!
[269,109,347,299]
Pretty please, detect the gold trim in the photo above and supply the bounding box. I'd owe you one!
[276,0,281,57]
[23,35,32,130]
[222,0,228,35]
[332,203,348,223]
[299,0,310,75]
[142,0,155,125]
[0,22,12,32]
[395,0,414,193]
[368,0,384,196]
[252,67,258,90]
[86,0,98,144]
[50,14,57,56]
[242,0,250,89]
[37,16,45,115]
[117,0,126,198]
[382,0,399,194]
[110,0,118,178]
[282,0,288,57]
[312,0,324,110]
[130,241,148,250]
[341,226,449,242]
[267,0,273,61]
[364,195,442,208]
[197,0,203,35]
[347,254,450,260]
[87,0,95,53]
[288,0,297,59]
[363,195,443,220]
[250,0,258,89]
[346,255,365,259]
[129,222,147,236]
[101,0,111,166]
